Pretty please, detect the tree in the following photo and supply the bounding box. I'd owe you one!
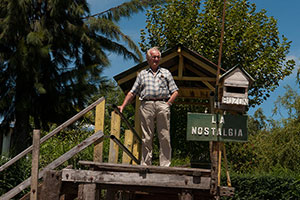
[140,0,295,106]
[0,0,160,154]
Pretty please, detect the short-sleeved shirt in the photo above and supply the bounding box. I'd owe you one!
[130,67,178,100]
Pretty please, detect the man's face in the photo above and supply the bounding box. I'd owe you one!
[148,49,161,69]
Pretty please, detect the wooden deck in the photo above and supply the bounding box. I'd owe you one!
[36,161,234,200]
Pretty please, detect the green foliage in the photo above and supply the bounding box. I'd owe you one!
[0,0,156,154]
[221,172,300,200]
[140,0,295,106]
[227,86,300,174]
[0,156,31,199]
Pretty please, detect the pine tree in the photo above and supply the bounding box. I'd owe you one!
[0,0,160,154]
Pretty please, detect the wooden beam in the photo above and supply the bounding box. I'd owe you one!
[30,129,40,200]
[173,76,215,82]
[0,131,104,200]
[178,55,184,79]
[108,111,121,164]
[185,64,206,76]
[94,100,105,163]
[185,64,215,90]
[182,51,217,74]
[61,168,211,190]
[78,161,211,175]
[40,170,62,200]
[0,97,105,172]
[178,87,210,99]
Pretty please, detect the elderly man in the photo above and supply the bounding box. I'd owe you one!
[118,47,179,166]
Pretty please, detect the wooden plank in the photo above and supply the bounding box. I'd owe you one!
[133,96,142,165]
[40,170,62,200]
[61,169,211,190]
[108,111,121,163]
[185,64,215,90]
[78,161,211,176]
[179,191,193,200]
[182,51,217,74]
[30,129,40,200]
[0,131,104,200]
[94,100,105,163]
[210,141,220,196]
[178,54,184,79]
[219,186,235,197]
[110,135,140,164]
[78,184,98,200]
[112,104,142,143]
[0,97,105,172]
[122,130,134,164]
[173,76,216,82]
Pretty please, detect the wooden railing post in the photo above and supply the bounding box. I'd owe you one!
[122,130,134,164]
[93,99,105,163]
[30,129,40,200]
[108,111,121,163]
[132,96,142,165]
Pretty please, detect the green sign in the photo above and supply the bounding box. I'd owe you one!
[187,113,248,142]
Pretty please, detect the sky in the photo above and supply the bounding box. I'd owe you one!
[87,0,300,120]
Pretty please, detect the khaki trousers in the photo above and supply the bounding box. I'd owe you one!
[139,100,171,166]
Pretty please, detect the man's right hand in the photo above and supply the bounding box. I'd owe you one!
[118,106,124,113]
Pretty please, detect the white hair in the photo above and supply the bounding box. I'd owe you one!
[146,47,161,60]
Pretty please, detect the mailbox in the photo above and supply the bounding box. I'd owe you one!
[218,65,254,112]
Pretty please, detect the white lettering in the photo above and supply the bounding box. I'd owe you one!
[228,128,233,136]
[223,128,227,136]
[212,116,216,124]
[222,96,249,106]
[220,116,224,124]
[238,129,243,136]
[211,128,216,135]
[218,128,222,136]
[204,127,210,135]
[198,127,203,135]
[192,127,197,135]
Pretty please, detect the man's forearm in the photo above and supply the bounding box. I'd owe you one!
[119,92,135,112]
[168,90,179,105]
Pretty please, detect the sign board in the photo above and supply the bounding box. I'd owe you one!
[187,113,248,142]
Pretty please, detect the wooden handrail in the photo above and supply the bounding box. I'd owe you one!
[112,104,142,143]
[0,97,105,172]
[0,130,104,200]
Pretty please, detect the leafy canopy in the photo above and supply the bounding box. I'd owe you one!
[140,0,295,106]
[0,0,159,154]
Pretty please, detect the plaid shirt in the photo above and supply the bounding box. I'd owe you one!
[130,67,178,100]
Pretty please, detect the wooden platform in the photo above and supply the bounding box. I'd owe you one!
[38,161,234,200]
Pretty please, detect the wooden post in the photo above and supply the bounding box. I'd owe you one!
[222,143,232,187]
[93,101,105,200]
[132,96,141,165]
[179,190,193,200]
[78,184,98,200]
[94,99,105,163]
[108,111,121,163]
[40,170,62,200]
[122,130,134,164]
[30,129,40,200]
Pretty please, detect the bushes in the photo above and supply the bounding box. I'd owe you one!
[0,156,31,199]
[222,172,300,200]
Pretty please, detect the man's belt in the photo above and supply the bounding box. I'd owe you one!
[143,98,169,102]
